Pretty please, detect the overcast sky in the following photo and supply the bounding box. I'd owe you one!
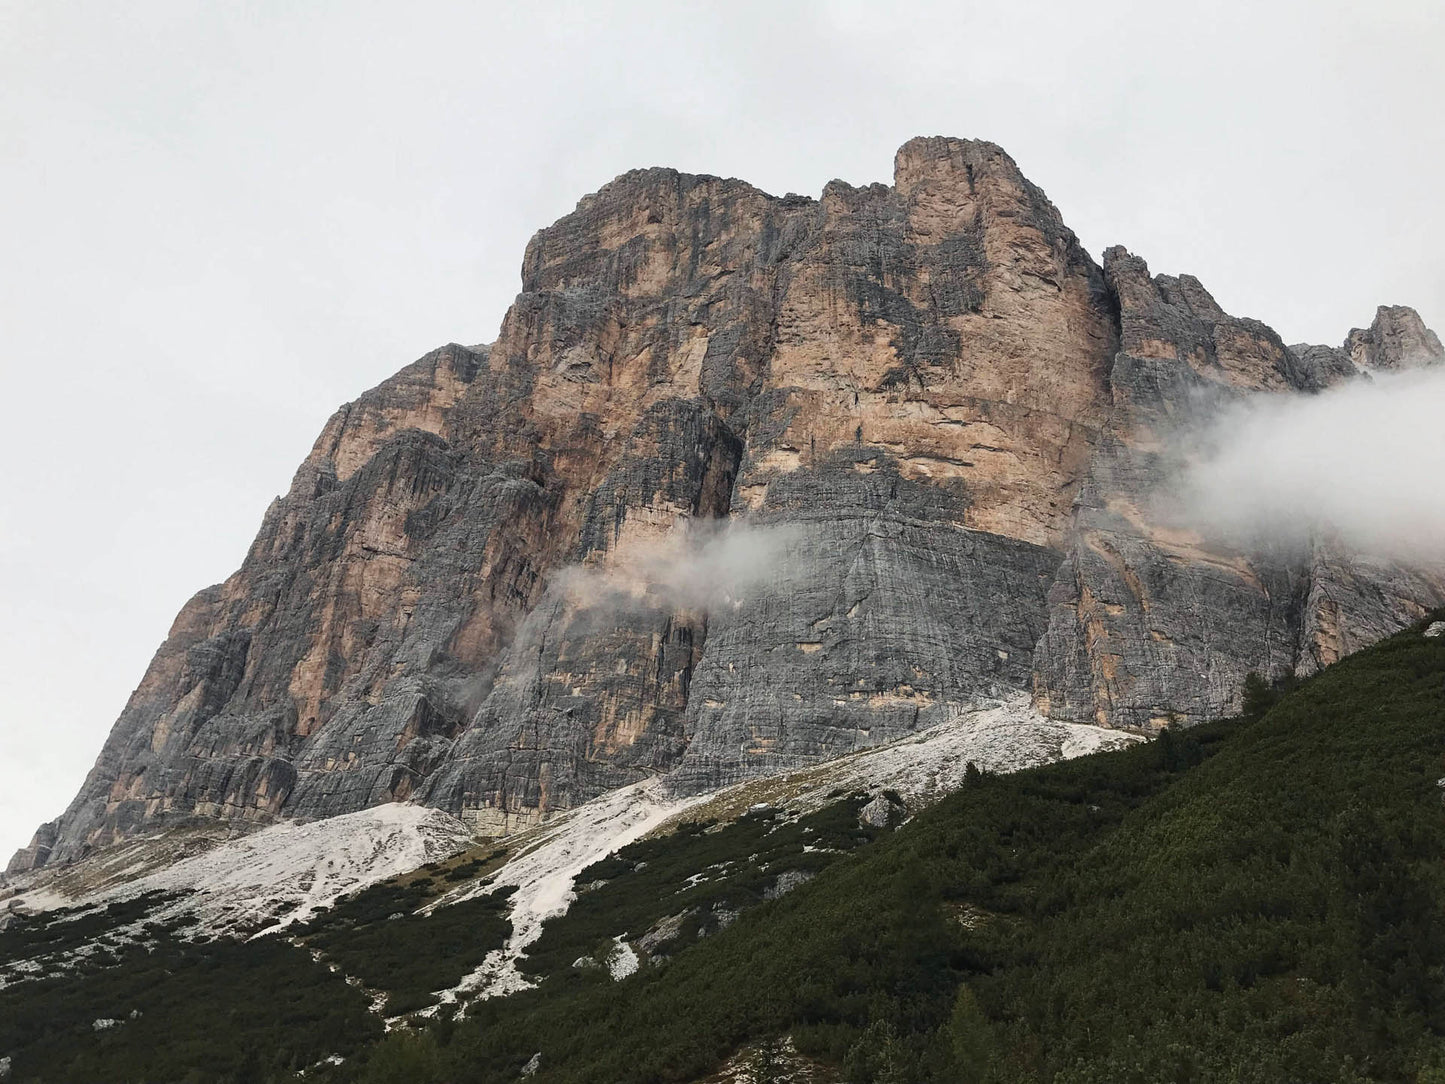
[2,0,1441,863]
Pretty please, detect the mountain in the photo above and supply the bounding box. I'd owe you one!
[10,136,1444,874]
[4,612,1443,1082]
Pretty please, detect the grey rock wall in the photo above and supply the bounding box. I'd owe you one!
[11,138,1443,872]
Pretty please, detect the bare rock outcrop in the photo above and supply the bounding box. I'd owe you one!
[1030,250,1444,729]
[1346,305,1444,371]
[1030,247,1307,729]
[1289,304,1443,390]
[12,137,1443,872]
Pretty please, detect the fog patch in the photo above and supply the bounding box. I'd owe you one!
[1175,366,1445,563]
[554,520,805,612]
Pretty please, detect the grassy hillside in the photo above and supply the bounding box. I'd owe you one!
[4,613,1443,1082]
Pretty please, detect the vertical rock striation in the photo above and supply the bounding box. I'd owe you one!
[1030,253,1445,729]
[12,138,1443,872]
[1030,248,1308,729]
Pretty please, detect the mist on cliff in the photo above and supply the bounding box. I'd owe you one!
[1176,366,1445,563]
[556,520,805,612]
[452,520,801,714]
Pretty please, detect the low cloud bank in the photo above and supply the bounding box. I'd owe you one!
[1176,366,1445,563]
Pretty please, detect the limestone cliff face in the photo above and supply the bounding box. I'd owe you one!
[1030,256,1445,729]
[12,138,1443,871]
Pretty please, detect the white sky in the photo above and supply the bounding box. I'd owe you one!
[2,0,1442,863]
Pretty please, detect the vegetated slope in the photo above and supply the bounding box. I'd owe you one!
[4,614,1442,1083]
[322,612,1445,1084]
[0,895,383,1082]
[0,851,512,1082]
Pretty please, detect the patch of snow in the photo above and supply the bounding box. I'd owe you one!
[607,937,639,980]
[682,860,732,888]
[429,777,710,1005]
[92,1018,119,1031]
[9,803,474,938]
[1424,621,1445,638]
[725,694,1141,816]
[297,1052,346,1077]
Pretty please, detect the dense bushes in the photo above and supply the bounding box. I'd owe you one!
[325,613,1445,1083]
[0,864,511,1078]
[7,613,1444,1083]
[520,795,880,978]
[0,920,379,1082]
[298,878,514,1015]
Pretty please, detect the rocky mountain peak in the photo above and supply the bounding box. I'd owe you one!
[891,135,1010,192]
[285,342,486,502]
[11,137,1443,875]
[1346,304,1444,371]
[1287,304,1442,391]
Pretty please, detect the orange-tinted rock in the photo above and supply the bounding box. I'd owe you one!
[11,140,1442,872]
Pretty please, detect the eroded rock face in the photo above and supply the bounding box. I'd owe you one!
[12,137,1443,871]
[1030,247,1309,729]
[1029,249,1445,729]
[1289,305,1443,390]
[1346,305,1445,371]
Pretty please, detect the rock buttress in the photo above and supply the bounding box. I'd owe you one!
[1030,249,1445,729]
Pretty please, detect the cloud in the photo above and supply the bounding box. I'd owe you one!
[1175,366,1445,563]
[553,520,804,612]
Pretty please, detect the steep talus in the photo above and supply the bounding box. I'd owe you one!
[11,137,1443,873]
